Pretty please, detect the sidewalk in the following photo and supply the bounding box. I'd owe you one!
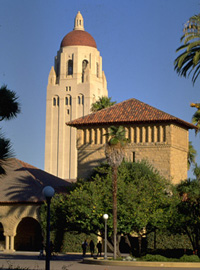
[0,252,83,270]
[0,251,200,270]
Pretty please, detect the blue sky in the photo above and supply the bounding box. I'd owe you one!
[0,0,200,178]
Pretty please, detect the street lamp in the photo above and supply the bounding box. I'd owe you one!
[103,214,109,260]
[43,186,55,270]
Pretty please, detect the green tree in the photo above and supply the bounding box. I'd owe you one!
[91,96,116,112]
[0,85,20,174]
[104,126,128,258]
[170,179,200,254]
[193,163,200,181]
[174,14,200,85]
[190,103,200,133]
[188,141,197,169]
[44,161,172,256]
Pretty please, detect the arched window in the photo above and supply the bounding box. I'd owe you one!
[78,96,81,105]
[68,60,73,75]
[53,96,59,106]
[82,95,84,105]
[53,97,56,106]
[66,95,72,106]
[82,59,88,82]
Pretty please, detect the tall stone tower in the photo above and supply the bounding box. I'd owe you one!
[45,11,108,180]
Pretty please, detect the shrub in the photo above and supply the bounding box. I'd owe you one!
[141,254,169,261]
[51,231,97,253]
[179,255,200,262]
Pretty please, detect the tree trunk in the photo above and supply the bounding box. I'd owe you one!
[117,234,121,257]
[138,234,142,257]
[113,165,118,259]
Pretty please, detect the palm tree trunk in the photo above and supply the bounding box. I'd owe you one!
[112,165,117,259]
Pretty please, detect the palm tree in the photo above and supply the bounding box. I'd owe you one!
[190,103,200,133]
[0,85,20,174]
[91,96,116,112]
[188,141,197,170]
[193,163,200,181]
[174,14,200,84]
[104,126,128,259]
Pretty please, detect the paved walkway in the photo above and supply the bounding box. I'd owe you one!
[0,252,200,270]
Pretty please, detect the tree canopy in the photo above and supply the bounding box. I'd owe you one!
[91,96,116,112]
[41,161,173,255]
[174,14,200,85]
[0,85,20,174]
[168,179,200,254]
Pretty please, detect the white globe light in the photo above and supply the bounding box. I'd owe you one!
[103,214,109,220]
[43,186,55,198]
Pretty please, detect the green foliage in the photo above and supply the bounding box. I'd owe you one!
[188,141,197,169]
[51,231,97,253]
[141,254,200,262]
[147,230,192,250]
[0,85,20,121]
[105,126,129,146]
[174,14,200,84]
[168,179,200,252]
[0,85,20,174]
[141,254,169,261]
[40,161,173,253]
[179,254,200,262]
[91,96,116,112]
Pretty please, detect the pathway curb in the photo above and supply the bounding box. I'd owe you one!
[83,257,200,268]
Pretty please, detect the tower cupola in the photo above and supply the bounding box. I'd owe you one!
[74,11,84,31]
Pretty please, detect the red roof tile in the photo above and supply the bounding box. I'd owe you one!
[0,158,71,203]
[67,98,196,129]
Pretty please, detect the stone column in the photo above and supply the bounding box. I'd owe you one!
[4,235,9,252]
[10,235,15,252]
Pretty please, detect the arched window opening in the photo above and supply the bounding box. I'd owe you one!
[82,60,88,82]
[82,95,84,105]
[57,97,59,106]
[68,60,73,75]
[53,97,56,106]
[66,95,72,106]
[78,96,81,105]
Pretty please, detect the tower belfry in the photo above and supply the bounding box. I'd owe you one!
[45,12,108,180]
[74,11,84,30]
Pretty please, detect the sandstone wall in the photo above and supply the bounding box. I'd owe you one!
[77,123,189,184]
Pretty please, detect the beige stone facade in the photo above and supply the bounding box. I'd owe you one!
[0,158,70,252]
[45,12,108,180]
[0,204,41,252]
[72,119,191,184]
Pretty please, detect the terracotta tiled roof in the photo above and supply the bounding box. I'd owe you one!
[67,98,196,129]
[0,158,71,204]
[60,30,97,48]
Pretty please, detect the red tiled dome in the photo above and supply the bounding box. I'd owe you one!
[60,30,97,48]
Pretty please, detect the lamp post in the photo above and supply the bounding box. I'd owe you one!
[43,186,55,270]
[103,214,108,260]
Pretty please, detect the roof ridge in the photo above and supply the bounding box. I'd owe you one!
[67,98,197,130]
